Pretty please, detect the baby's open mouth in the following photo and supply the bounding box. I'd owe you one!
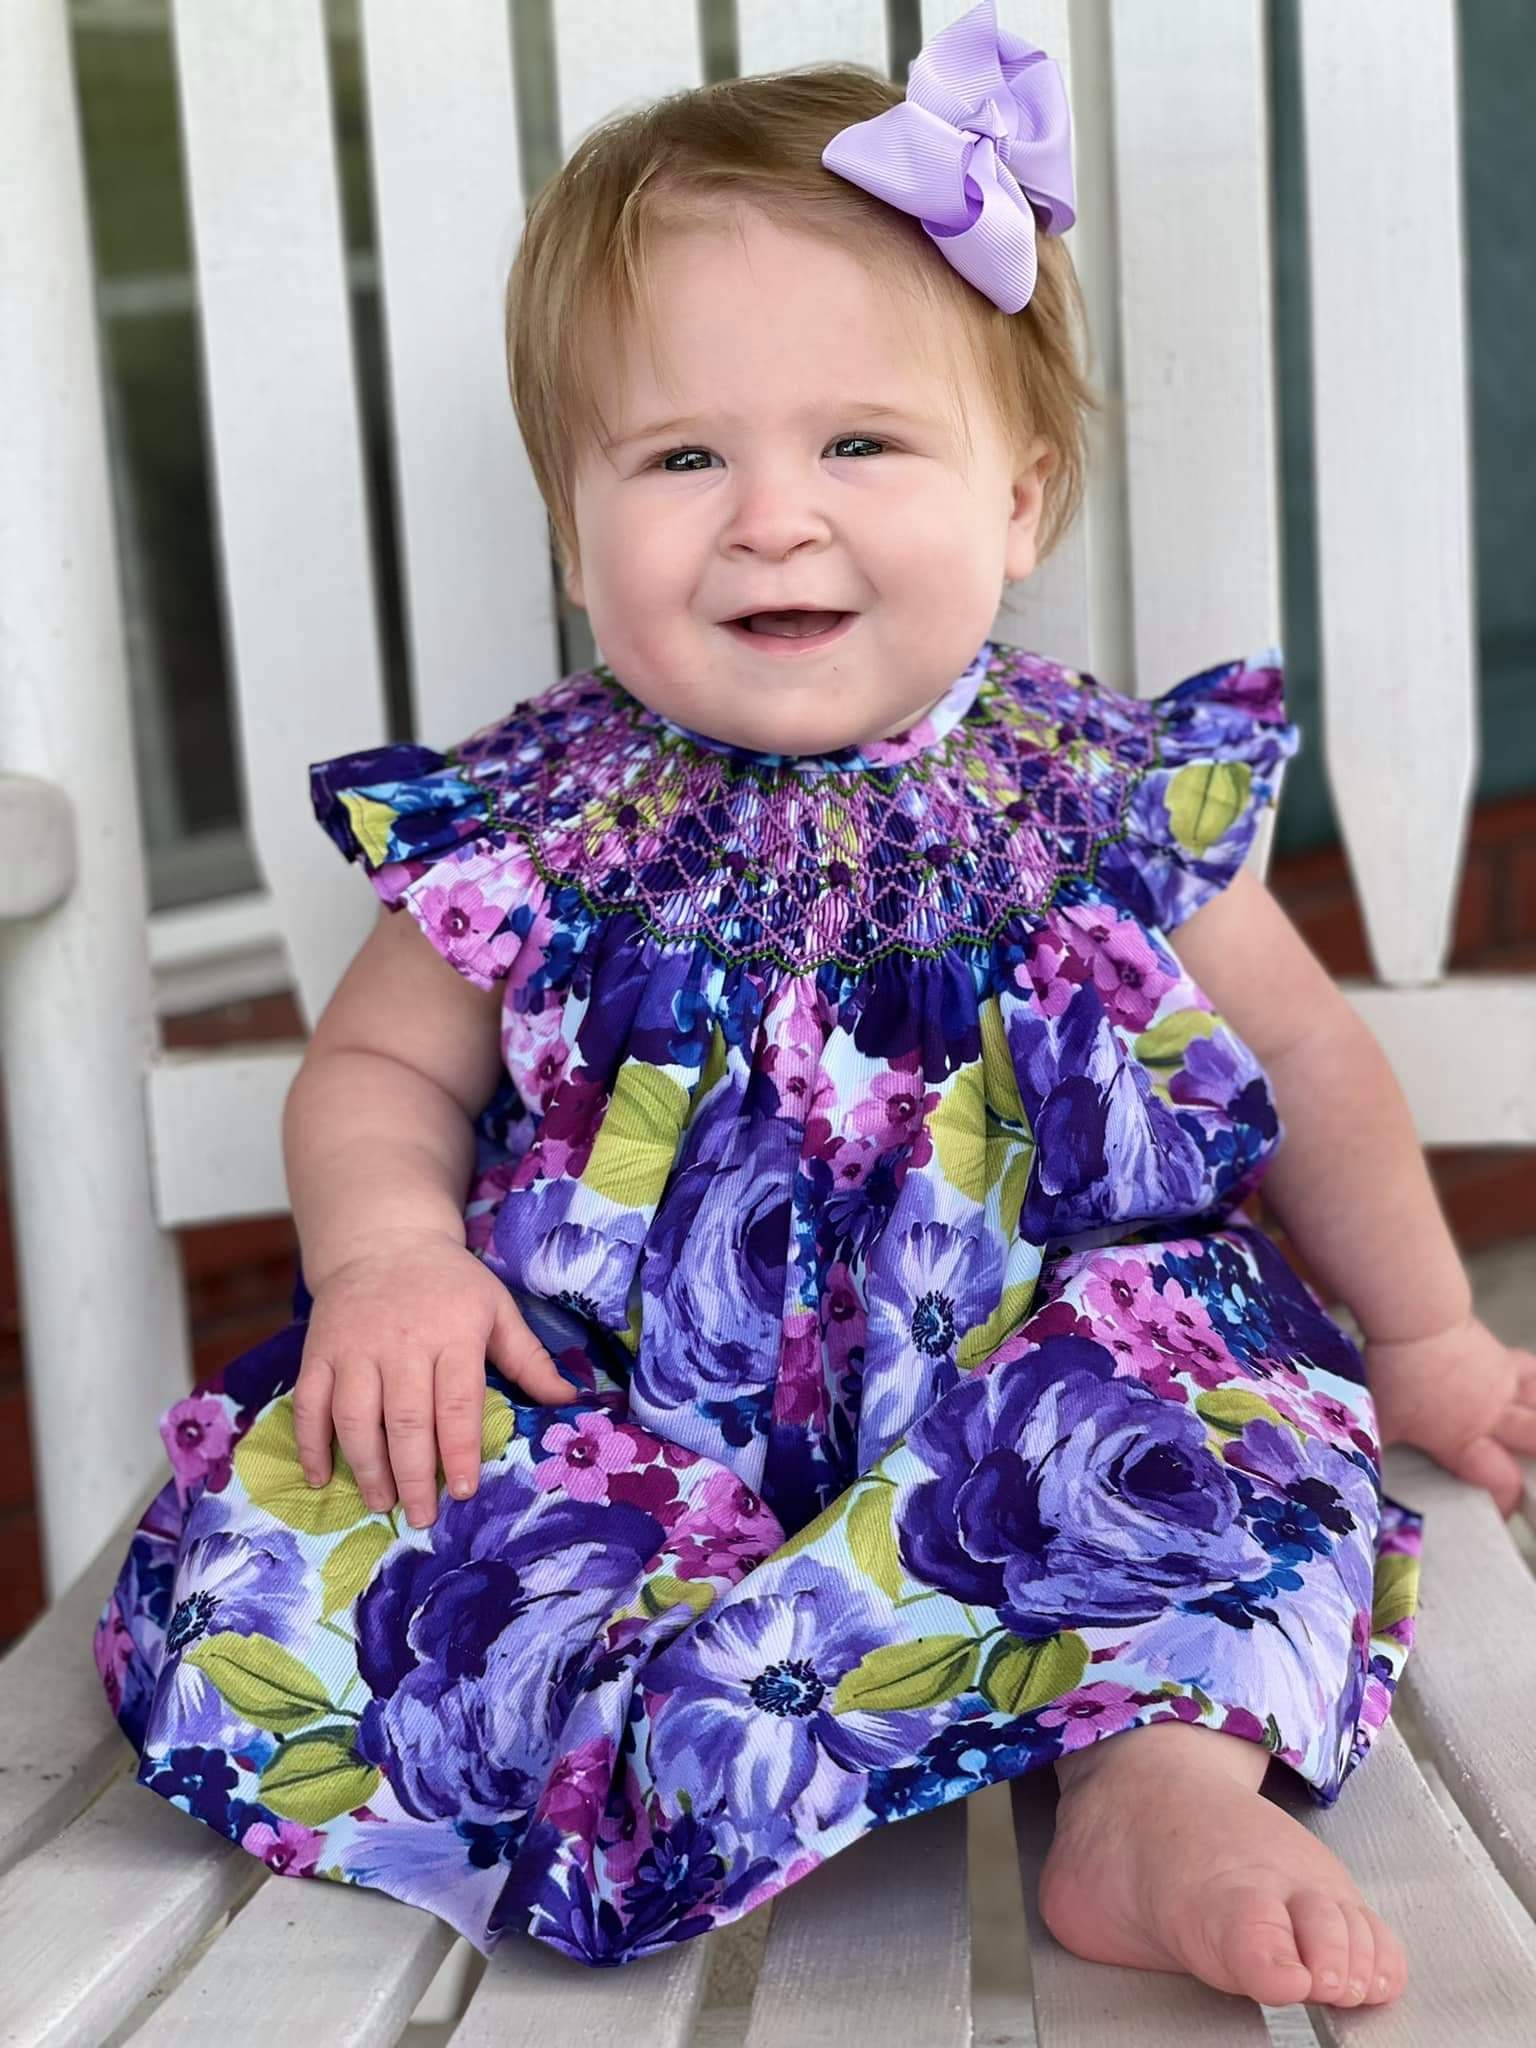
[725,609,851,640]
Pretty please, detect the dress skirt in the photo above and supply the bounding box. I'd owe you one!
[94,1219,1422,1967]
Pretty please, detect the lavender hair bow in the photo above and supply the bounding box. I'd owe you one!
[821,0,1075,314]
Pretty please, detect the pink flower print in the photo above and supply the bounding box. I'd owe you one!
[740,1848,823,1916]
[850,1064,938,1147]
[538,1734,615,1839]
[1218,1705,1266,1745]
[1037,1680,1146,1751]
[824,1133,880,1193]
[772,1309,829,1429]
[595,1762,655,1888]
[93,1604,135,1712]
[1130,1274,1234,1392]
[534,1410,640,1500]
[413,874,522,985]
[240,1816,325,1877]
[159,1393,235,1501]
[1059,902,1179,1033]
[670,1467,785,1580]
[820,1263,866,1379]
[1022,923,1084,1018]
[503,1001,571,1113]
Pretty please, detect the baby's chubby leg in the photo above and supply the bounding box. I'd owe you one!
[1037,1719,1407,2010]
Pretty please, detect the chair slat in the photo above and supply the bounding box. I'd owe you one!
[148,1046,301,1225]
[361,0,563,745]
[0,1502,144,1881]
[743,1803,970,2048]
[553,1,703,149]
[0,1774,261,2048]
[1109,0,1282,694]
[171,0,388,1029]
[447,1929,710,2046]
[1010,1770,1272,2046]
[129,1866,458,2046]
[1343,977,1536,1145]
[1277,1717,1536,2046]
[1298,0,1477,987]
[737,1,889,75]
[1381,1447,1536,1921]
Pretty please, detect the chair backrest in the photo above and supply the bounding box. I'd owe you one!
[2,0,1529,1598]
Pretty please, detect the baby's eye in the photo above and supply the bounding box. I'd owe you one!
[828,436,886,458]
[655,447,720,473]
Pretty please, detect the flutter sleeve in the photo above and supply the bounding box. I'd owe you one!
[309,721,552,992]
[1092,648,1301,931]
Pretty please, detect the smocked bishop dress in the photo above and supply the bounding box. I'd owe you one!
[95,639,1423,1967]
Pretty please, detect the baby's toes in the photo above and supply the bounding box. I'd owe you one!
[1355,1905,1408,2004]
[1207,1886,1313,2006]
[1287,1889,1357,2002]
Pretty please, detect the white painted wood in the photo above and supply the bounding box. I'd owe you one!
[1382,1447,1536,1921]
[744,1804,970,2048]
[1109,1,1280,695]
[149,887,291,1015]
[148,1045,303,1225]
[132,1869,459,2045]
[0,1774,264,2048]
[0,0,193,1602]
[361,0,563,743]
[737,1,889,76]
[0,1500,146,1882]
[1275,1719,1536,2046]
[553,0,704,149]
[0,772,77,919]
[1298,0,1477,989]
[447,1929,711,2045]
[1011,1769,1273,2044]
[171,0,388,1030]
[1342,977,1536,1145]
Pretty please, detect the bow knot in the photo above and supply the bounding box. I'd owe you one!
[821,0,1075,314]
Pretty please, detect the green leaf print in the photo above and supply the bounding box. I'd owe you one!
[1165,760,1253,856]
[957,1277,1039,1370]
[481,1389,516,1464]
[581,1062,692,1210]
[1195,1389,1305,1443]
[184,1631,336,1733]
[847,1483,907,1602]
[978,1631,1089,1716]
[770,1488,853,1566]
[641,1574,717,1619]
[832,1634,980,1713]
[930,1061,989,1204]
[1370,1552,1420,1636]
[1133,1008,1219,1071]
[234,1396,369,1534]
[320,1524,396,1620]
[258,1726,382,1826]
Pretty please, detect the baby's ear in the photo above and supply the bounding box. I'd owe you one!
[1004,436,1057,583]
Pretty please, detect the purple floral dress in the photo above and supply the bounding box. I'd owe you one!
[94,639,1422,1966]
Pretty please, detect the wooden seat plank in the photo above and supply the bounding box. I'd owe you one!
[742,1802,970,2048]
[447,1928,711,2046]
[130,1872,459,2046]
[0,1501,147,1880]
[0,1775,261,2048]
[1382,1447,1536,1920]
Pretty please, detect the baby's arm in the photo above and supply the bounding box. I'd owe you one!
[1169,868,1536,1511]
[282,906,574,1526]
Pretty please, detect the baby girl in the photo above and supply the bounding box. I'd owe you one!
[97,0,1536,2006]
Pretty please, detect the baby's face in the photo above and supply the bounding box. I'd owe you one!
[565,208,1052,755]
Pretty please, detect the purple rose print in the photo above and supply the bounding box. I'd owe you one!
[898,1335,1271,1638]
[355,1465,663,1823]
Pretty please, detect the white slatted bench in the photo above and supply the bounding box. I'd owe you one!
[3,3,1536,2045]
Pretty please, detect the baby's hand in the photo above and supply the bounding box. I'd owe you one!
[1366,1311,1536,1518]
[293,1232,577,1529]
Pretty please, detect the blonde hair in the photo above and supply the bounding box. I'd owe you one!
[505,63,1100,584]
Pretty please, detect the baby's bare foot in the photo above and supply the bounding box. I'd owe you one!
[1037,1719,1407,2010]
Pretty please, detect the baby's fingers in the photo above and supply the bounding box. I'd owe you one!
[486,1292,579,1406]
[293,1353,337,1486]
[1492,1398,1536,1459]
[1445,1433,1525,1520]
[436,1346,491,1504]
[382,1362,447,1529]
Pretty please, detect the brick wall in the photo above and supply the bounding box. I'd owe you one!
[3,796,1534,1646]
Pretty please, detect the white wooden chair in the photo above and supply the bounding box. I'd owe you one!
[2,3,1534,2043]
